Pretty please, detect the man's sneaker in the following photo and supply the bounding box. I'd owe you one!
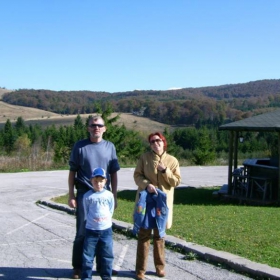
[72,268,81,279]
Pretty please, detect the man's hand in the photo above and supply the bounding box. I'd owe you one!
[114,194,118,209]
[68,196,77,208]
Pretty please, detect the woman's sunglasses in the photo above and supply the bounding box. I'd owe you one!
[150,139,162,144]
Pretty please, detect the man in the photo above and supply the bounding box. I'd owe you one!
[68,115,120,279]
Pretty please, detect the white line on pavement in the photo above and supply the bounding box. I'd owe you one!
[0,238,73,246]
[6,213,50,234]
[112,244,129,279]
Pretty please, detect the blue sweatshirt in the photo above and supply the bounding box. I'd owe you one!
[133,189,169,238]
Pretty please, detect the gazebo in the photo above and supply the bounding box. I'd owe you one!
[219,109,280,202]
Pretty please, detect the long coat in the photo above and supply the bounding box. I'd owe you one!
[133,151,181,229]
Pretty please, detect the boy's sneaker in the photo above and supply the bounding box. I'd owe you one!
[96,268,118,275]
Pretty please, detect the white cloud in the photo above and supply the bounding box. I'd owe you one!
[168,87,182,90]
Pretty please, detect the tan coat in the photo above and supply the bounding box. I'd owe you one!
[133,151,181,229]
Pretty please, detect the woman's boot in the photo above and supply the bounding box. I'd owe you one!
[136,228,151,280]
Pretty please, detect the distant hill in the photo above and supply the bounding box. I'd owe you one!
[0,101,60,123]
[2,79,280,127]
[0,100,168,135]
[0,88,12,98]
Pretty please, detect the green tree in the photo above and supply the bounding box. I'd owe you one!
[28,123,43,145]
[74,114,84,130]
[192,127,216,165]
[15,117,27,136]
[73,114,87,140]
[14,134,31,155]
[41,125,58,151]
[173,127,198,150]
[0,130,4,151]
[163,127,179,155]
[3,119,15,153]
[65,125,78,148]
[53,143,71,164]
[108,124,144,164]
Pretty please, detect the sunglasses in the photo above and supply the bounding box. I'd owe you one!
[150,139,162,144]
[88,124,105,128]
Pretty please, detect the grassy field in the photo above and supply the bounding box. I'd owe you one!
[54,187,280,270]
[0,97,169,134]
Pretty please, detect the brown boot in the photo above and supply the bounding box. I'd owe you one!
[136,271,145,280]
[135,228,151,278]
[153,228,165,277]
[156,268,165,277]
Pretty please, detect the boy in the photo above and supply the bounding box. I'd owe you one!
[81,167,115,280]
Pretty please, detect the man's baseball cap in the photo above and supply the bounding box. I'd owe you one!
[91,167,107,179]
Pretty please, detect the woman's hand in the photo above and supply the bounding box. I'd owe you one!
[157,161,166,172]
[147,184,158,194]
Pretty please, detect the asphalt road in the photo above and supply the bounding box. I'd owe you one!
[0,167,256,280]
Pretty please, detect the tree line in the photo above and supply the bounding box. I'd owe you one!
[0,107,277,172]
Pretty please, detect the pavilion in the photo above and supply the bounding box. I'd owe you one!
[219,109,280,202]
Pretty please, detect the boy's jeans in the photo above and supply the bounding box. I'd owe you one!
[81,227,114,280]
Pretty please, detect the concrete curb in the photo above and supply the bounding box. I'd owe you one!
[38,199,280,280]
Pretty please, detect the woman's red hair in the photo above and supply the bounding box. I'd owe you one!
[148,132,167,151]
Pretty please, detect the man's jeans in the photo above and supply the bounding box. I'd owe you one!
[81,227,114,280]
[72,190,87,269]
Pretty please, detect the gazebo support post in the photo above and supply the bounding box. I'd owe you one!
[233,131,238,170]
[227,131,234,194]
[278,132,280,201]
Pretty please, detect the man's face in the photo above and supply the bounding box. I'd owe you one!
[87,119,106,141]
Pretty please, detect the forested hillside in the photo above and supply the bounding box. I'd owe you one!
[2,79,280,127]
[1,81,279,171]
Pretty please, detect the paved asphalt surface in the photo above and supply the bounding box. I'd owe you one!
[0,167,278,280]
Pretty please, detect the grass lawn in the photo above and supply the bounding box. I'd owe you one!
[53,187,280,269]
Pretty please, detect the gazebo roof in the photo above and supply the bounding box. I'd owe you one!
[219,109,280,132]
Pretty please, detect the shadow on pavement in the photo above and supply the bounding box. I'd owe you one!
[0,267,134,279]
[0,267,72,280]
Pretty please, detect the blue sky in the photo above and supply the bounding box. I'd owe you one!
[1,1,279,93]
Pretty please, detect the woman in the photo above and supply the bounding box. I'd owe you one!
[133,132,181,280]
